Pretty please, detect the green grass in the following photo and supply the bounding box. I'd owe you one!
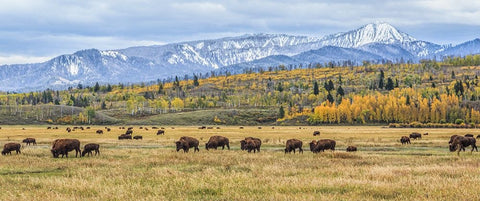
[0,126,479,200]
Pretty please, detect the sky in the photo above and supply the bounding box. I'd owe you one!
[0,0,479,65]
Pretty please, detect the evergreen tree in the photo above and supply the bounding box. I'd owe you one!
[451,71,456,79]
[385,77,394,90]
[193,74,199,87]
[378,70,384,89]
[106,84,112,92]
[279,106,285,119]
[313,81,319,95]
[101,101,107,109]
[326,92,334,103]
[337,85,344,96]
[276,82,284,92]
[94,82,100,92]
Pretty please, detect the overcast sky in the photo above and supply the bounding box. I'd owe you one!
[1,0,479,65]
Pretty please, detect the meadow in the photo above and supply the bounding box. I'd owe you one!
[0,125,479,200]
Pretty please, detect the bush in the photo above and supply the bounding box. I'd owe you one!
[455,119,464,125]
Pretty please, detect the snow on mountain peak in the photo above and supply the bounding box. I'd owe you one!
[322,22,416,48]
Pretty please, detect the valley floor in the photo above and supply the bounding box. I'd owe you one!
[0,126,478,200]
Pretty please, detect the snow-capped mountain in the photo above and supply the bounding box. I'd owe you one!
[0,22,479,92]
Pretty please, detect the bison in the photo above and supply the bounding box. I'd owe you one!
[311,139,336,153]
[285,139,303,154]
[22,138,36,146]
[175,136,200,153]
[205,136,230,150]
[449,135,478,155]
[346,146,357,152]
[66,127,71,132]
[409,132,422,140]
[133,136,143,140]
[313,131,320,136]
[81,143,100,157]
[51,139,81,158]
[152,127,159,129]
[125,130,133,135]
[96,130,104,134]
[106,128,111,132]
[477,135,480,139]
[244,138,261,153]
[465,134,474,138]
[157,130,165,135]
[400,136,411,144]
[2,143,21,155]
[118,134,132,140]
[448,135,459,144]
[240,137,262,152]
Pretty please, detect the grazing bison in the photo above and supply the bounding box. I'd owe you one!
[51,139,81,158]
[313,131,320,136]
[465,134,474,138]
[133,136,143,140]
[285,139,303,154]
[346,146,357,152]
[2,143,21,155]
[244,138,261,153]
[125,130,133,135]
[205,136,230,150]
[400,136,411,144]
[152,127,159,129]
[311,139,336,153]
[423,133,429,136]
[239,127,244,129]
[409,132,422,140]
[477,135,480,139]
[449,136,478,155]
[66,127,72,132]
[448,135,459,144]
[22,138,36,146]
[175,136,200,153]
[81,143,100,157]
[240,137,262,152]
[157,130,165,135]
[47,127,52,129]
[96,130,104,134]
[106,128,111,132]
[86,127,91,129]
[118,134,132,140]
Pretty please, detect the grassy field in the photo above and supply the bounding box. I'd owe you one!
[0,126,479,200]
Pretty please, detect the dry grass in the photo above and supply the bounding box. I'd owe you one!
[0,126,479,200]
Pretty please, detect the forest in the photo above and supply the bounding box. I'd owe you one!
[1,54,480,125]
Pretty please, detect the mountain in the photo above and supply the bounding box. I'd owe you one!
[0,22,478,92]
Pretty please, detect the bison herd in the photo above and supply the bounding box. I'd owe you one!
[2,127,480,158]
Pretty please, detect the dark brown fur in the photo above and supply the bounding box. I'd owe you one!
[133,136,143,140]
[285,139,303,154]
[346,146,357,152]
[449,136,478,155]
[409,132,422,140]
[313,131,320,136]
[22,138,36,146]
[157,130,165,135]
[2,143,21,155]
[118,134,132,140]
[311,139,336,153]
[175,136,200,153]
[51,139,81,158]
[96,130,103,134]
[81,143,100,157]
[205,136,230,150]
[244,139,261,153]
[465,134,474,138]
[400,136,411,144]
[240,137,261,152]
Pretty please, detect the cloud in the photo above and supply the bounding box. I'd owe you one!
[0,0,479,64]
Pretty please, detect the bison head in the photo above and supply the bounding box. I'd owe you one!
[51,149,60,158]
[175,141,183,152]
[240,140,246,150]
[22,139,28,143]
[449,144,457,152]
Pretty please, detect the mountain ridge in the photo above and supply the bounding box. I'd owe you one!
[1,22,479,92]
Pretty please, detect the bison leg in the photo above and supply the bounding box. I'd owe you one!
[195,147,199,152]
[227,144,230,150]
[299,147,303,154]
[96,149,100,156]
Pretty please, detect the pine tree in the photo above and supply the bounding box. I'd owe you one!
[313,81,319,95]
[378,70,384,89]
[337,85,344,96]
[326,92,334,103]
[193,75,199,87]
[94,82,100,92]
[385,77,394,90]
[279,106,285,119]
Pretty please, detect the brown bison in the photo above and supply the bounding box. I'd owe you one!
[285,139,303,154]
[51,139,81,158]
[400,136,411,144]
[96,130,103,134]
[175,136,200,153]
[346,146,357,152]
[409,132,422,140]
[152,127,159,129]
[244,138,261,153]
[449,135,478,155]
[313,131,320,136]
[310,139,336,153]
[66,127,71,132]
[118,134,132,140]
[81,143,100,157]
[157,130,165,135]
[106,128,111,132]
[2,143,21,155]
[465,134,474,138]
[448,135,459,144]
[125,130,133,135]
[205,136,230,150]
[133,136,143,140]
[240,137,262,152]
[22,138,36,146]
